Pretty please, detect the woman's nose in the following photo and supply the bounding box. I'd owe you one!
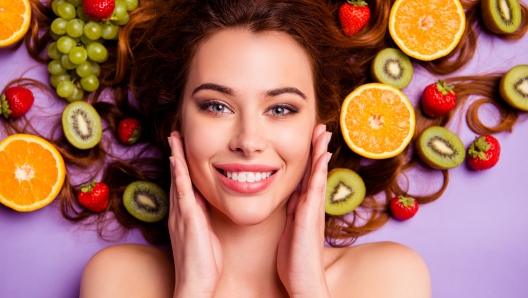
[228,114,267,156]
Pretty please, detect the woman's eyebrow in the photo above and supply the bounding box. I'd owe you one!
[266,87,306,100]
[192,83,234,96]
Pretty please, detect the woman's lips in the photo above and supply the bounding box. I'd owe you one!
[214,164,279,194]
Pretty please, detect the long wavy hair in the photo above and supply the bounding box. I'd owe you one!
[6,0,526,246]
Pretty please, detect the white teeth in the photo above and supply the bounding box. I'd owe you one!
[224,171,274,182]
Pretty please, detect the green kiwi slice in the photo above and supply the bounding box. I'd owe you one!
[370,48,414,89]
[123,181,169,223]
[481,0,522,34]
[325,168,366,216]
[416,126,466,169]
[62,101,102,149]
[499,65,528,111]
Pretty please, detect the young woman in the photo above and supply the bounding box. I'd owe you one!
[63,1,432,297]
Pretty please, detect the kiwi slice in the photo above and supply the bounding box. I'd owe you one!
[481,0,521,34]
[123,181,169,223]
[416,126,466,169]
[499,65,528,111]
[325,168,366,216]
[370,48,414,89]
[62,101,102,149]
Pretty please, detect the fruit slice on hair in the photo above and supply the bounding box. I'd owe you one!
[340,83,415,159]
[370,48,413,89]
[388,0,466,61]
[325,168,366,216]
[0,0,31,48]
[481,0,521,34]
[500,64,528,111]
[62,101,102,149]
[0,134,66,212]
[416,126,466,169]
[123,181,169,223]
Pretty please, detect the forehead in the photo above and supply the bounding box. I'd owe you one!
[185,28,315,98]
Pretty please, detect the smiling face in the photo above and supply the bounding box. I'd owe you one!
[181,29,317,226]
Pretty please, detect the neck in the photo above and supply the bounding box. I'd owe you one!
[208,203,289,296]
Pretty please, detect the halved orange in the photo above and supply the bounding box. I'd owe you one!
[340,83,415,159]
[389,0,466,61]
[0,0,32,48]
[0,134,66,212]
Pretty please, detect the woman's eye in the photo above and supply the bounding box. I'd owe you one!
[267,105,298,117]
[199,101,232,114]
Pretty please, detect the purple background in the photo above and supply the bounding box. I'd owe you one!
[1,7,528,298]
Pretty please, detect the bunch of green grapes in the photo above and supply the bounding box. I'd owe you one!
[47,0,138,102]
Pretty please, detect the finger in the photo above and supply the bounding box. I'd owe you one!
[170,155,198,213]
[168,155,180,217]
[169,132,189,176]
[300,151,312,194]
[305,152,331,212]
[287,190,301,216]
[311,130,331,178]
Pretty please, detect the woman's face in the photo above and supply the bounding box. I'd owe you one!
[181,29,317,226]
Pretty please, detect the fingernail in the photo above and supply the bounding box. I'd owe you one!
[168,137,172,149]
[169,156,176,168]
[326,132,332,145]
[325,153,332,164]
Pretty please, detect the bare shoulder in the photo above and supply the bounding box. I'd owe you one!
[324,241,431,298]
[80,243,174,298]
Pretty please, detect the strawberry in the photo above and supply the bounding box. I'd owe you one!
[339,0,370,36]
[1,86,34,119]
[78,180,110,212]
[82,0,115,22]
[390,195,418,221]
[117,118,142,145]
[467,135,501,171]
[421,81,457,118]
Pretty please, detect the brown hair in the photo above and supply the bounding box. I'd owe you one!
[16,0,527,246]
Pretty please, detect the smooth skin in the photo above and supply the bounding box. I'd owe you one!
[80,29,431,298]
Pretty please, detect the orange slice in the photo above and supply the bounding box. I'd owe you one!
[0,0,31,48]
[388,0,466,61]
[0,134,66,212]
[340,83,415,159]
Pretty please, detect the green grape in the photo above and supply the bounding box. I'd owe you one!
[47,42,63,60]
[80,75,100,92]
[66,0,82,8]
[69,47,88,64]
[75,61,93,78]
[48,59,67,75]
[66,19,85,38]
[90,61,101,76]
[57,36,76,54]
[101,23,118,40]
[72,36,81,43]
[112,13,129,26]
[86,42,107,63]
[51,18,68,35]
[49,31,63,41]
[50,74,70,88]
[51,0,66,16]
[57,2,77,21]
[83,21,103,40]
[80,35,103,46]
[76,6,90,23]
[111,0,128,21]
[57,81,75,98]
[61,54,78,70]
[66,86,84,102]
[124,0,138,11]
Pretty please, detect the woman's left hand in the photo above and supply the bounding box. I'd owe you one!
[277,123,332,298]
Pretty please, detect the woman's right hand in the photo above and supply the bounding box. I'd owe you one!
[168,131,223,298]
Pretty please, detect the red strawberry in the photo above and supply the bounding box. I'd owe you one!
[1,86,34,119]
[467,135,500,171]
[82,0,115,22]
[117,118,142,145]
[78,180,110,212]
[339,0,370,36]
[390,195,418,221]
[421,81,457,118]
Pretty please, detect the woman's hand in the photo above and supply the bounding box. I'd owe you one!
[168,131,223,298]
[277,124,332,298]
